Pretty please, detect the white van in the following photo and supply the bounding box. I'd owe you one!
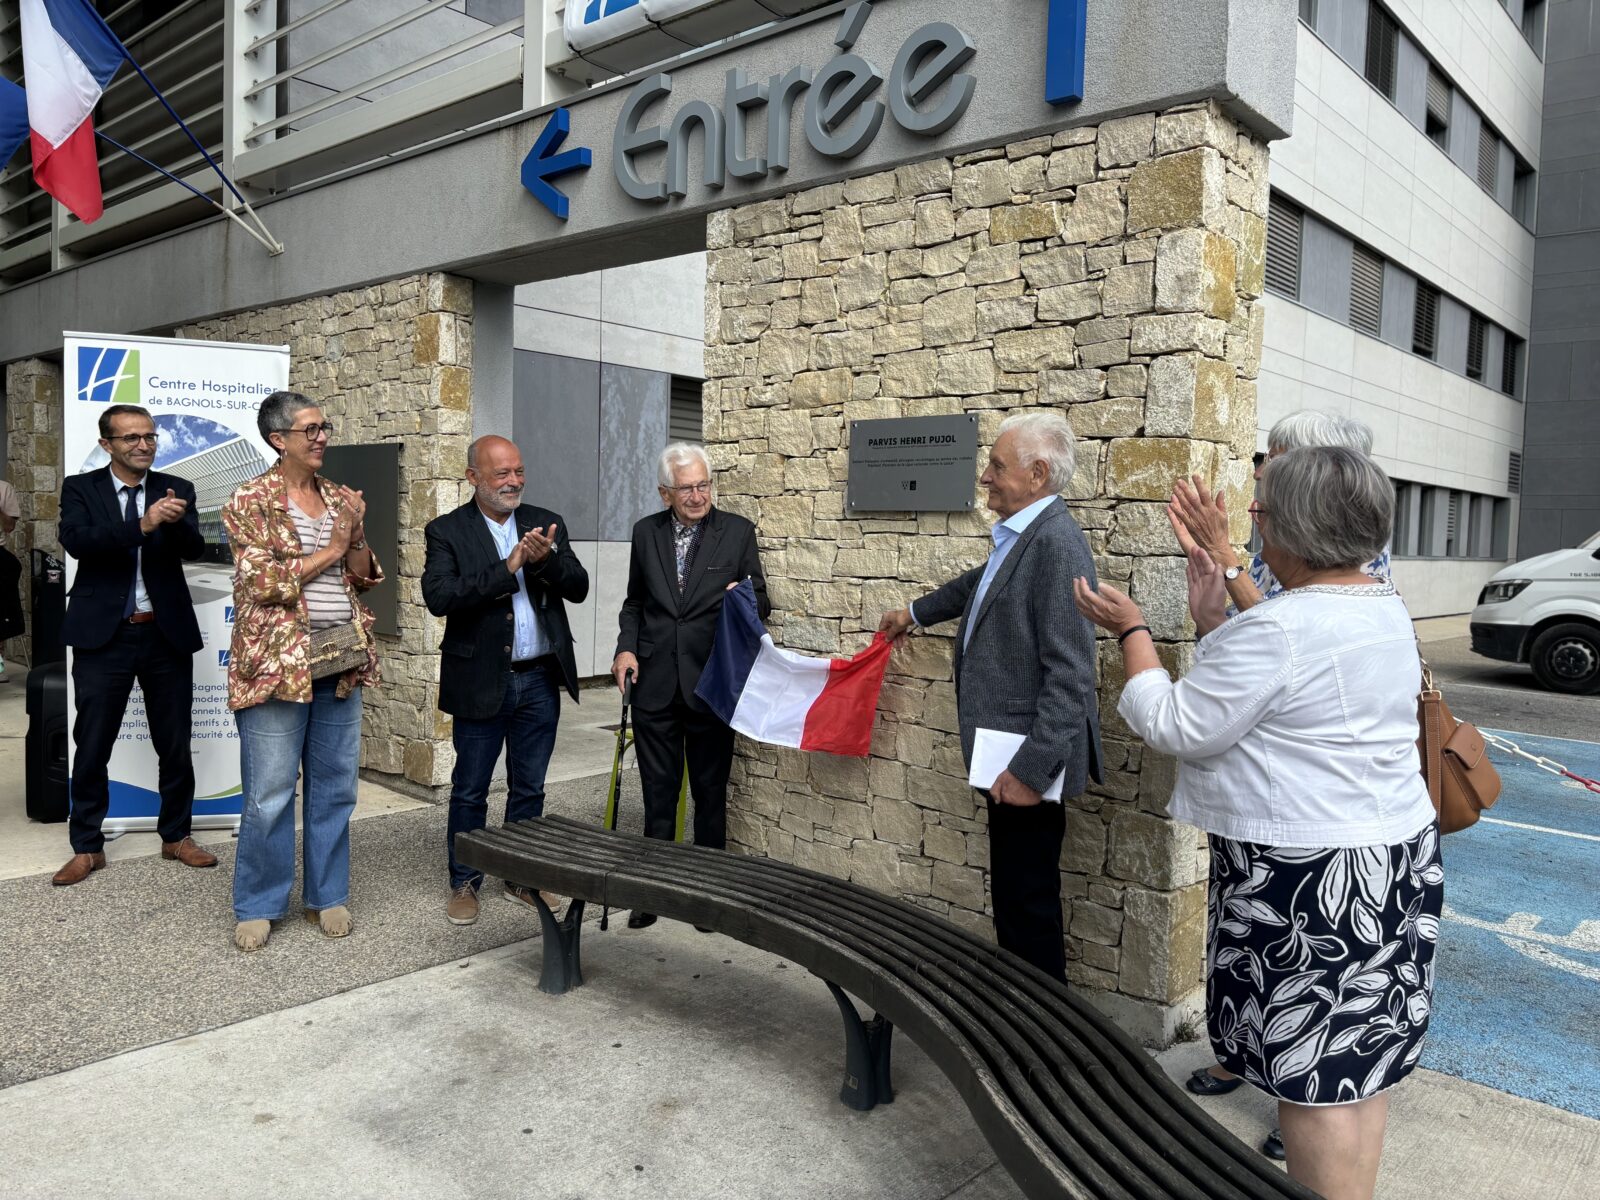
[1470,531,1600,694]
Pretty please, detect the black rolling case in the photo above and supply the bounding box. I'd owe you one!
[26,661,68,823]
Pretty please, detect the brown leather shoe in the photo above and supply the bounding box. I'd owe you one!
[161,837,218,868]
[52,852,106,886]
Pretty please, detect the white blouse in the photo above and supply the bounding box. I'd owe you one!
[1118,583,1437,848]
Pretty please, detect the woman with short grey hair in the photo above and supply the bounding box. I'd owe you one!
[997,411,1077,493]
[1169,409,1387,615]
[1074,446,1442,1200]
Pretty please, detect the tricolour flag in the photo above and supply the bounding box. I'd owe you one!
[0,78,29,167]
[20,0,128,222]
[695,580,891,758]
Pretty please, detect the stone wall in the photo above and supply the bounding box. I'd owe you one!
[178,273,474,791]
[704,101,1268,1041]
[3,359,66,667]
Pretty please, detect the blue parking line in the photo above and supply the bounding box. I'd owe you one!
[1422,730,1600,1118]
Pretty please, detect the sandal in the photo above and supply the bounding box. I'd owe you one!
[1262,1128,1285,1161]
[1185,1067,1244,1097]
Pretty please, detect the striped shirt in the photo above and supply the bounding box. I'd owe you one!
[287,498,353,630]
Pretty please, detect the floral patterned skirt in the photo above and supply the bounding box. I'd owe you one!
[1205,823,1443,1106]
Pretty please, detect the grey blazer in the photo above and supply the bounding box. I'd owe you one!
[914,498,1103,797]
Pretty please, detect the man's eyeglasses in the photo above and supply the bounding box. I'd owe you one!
[108,433,159,448]
[286,422,336,442]
[668,481,712,496]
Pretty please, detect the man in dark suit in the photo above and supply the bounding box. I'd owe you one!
[422,435,589,926]
[880,412,1102,981]
[611,443,769,929]
[55,403,213,886]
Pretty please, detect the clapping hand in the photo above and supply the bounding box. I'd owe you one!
[334,486,366,549]
[1072,576,1145,636]
[1168,475,1231,563]
[508,524,557,573]
[1185,545,1228,636]
[139,488,187,533]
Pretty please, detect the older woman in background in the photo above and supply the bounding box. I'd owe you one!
[1075,447,1442,1200]
[1170,410,1387,616]
[224,391,383,952]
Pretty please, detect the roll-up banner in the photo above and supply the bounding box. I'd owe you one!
[62,332,289,835]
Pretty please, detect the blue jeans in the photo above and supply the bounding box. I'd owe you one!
[447,665,561,889]
[232,678,363,922]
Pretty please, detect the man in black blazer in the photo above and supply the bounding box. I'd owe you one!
[422,435,589,926]
[55,403,213,886]
[611,444,768,928]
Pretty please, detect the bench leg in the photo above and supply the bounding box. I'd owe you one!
[533,895,587,995]
[824,981,895,1111]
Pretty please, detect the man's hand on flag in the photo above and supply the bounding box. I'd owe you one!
[878,607,915,646]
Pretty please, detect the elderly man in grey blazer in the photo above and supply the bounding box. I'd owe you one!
[880,411,1102,981]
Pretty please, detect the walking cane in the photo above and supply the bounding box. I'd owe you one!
[599,669,634,932]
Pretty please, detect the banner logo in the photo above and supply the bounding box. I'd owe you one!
[581,0,639,23]
[218,650,231,668]
[75,346,141,405]
[224,605,235,624]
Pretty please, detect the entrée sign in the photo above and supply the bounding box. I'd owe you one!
[612,10,977,201]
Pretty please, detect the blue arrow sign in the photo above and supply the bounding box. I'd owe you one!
[521,107,592,220]
[1044,0,1086,106]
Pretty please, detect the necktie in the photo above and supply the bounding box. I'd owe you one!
[122,485,140,618]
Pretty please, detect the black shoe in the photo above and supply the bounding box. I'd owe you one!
[626,911,657,929]
[1262,1128,1285,1161]
[1185,1068,1244,1097]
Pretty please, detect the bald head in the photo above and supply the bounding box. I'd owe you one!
[467,435,525,518]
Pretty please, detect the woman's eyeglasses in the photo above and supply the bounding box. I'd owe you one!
[286,422,336,442]
[1248,503,1269,522]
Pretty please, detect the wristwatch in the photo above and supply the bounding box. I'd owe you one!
[1223,565,1243,581]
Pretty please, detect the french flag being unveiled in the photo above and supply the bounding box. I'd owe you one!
[19,0,128,222]
[696,580,891,759]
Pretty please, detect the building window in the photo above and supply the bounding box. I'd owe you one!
[1513,159,1536,228]
[1350,244,1384,336]
[1425,69,1451,150]
[1466,313,1487,380]
[1365,4,1399,99]
[1477,124,1499,194]
[1522,0,1545,53]
[669,376,704,443]
[1299,0,1316,25]
[1508,450,1522,495]
[1265,193,1303,299]
[1413,283,1439,359]
[1444,490,1462,557]
[1501,337,1521,398]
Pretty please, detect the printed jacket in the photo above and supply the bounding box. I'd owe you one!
[222,461,383,711]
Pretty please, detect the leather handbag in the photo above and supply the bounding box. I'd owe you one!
[1416,660,1502,833]
[307,620,368,680]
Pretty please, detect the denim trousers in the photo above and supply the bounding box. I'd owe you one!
[447,664,561,889]
[232,678,364,922]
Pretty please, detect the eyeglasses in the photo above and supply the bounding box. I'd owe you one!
[108,433,159,448]
[668,481,712,496]
[1248,503,1269,522]
[284,422,335,442]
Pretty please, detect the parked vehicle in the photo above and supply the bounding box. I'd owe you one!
[1470,532,1600,694]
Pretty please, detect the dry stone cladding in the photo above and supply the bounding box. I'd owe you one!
[703,101,1268,1038]
[4,358,66,667]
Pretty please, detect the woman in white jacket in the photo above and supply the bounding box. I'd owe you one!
[1075,446,1441,1200]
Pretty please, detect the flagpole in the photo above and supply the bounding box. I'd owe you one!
[84,1,283,254]
[95,132,282,256]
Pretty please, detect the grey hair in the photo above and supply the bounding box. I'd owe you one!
[258,390,312,455]
[658,442,712,490]
[998,411,1078,492]
[1267,409,1371,455]
[1258,446,1394,570]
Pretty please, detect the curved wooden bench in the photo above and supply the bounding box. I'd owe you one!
[457,816,1317,1200]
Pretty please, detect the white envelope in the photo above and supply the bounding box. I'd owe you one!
[967,728,1065,802]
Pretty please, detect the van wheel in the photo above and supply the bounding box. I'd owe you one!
[1528,624,1600,695]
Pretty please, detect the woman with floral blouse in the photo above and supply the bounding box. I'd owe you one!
[223,390,383,952]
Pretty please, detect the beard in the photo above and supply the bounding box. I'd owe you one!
[477,482,521,515]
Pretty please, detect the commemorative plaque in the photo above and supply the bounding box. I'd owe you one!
[845,414,980,514]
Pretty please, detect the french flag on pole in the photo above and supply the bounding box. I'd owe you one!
[696,580,892,759]
[19,0,128,222]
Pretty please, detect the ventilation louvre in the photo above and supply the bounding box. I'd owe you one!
[669,376,704,444]
[1350,245,1384,336]
[1265,194,1303,299]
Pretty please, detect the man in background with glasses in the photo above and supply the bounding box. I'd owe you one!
[610,443,769,930]
[53,403,213,886]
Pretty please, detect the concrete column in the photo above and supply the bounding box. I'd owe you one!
[3,358,65,668]
[705,101,1271,1045]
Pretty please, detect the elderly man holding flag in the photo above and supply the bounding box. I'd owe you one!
[879,411,1103,982]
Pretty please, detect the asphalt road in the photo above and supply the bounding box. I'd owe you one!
[1420,632,1598,745]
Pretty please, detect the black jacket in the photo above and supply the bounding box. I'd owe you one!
[421,499,589,717]
[59,467,205,653]
[615,506,769,714]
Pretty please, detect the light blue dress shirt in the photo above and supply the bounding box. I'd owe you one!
[482,511,550,661]
[910,494,1057,649]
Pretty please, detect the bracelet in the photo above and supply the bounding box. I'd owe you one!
[1116,624,1151,644]
[348,539,367,551]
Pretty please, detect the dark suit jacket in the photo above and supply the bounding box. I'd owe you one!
[915,498,1103,798]
[615,506,769,714]
[421,499,589,717]
[59,467,205,653]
